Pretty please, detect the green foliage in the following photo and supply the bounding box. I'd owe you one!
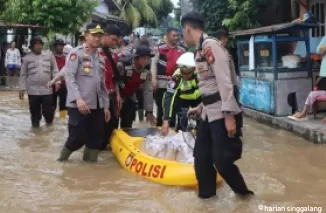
[0,0,7,12]
[113,0,162,29]
[1,0,98,34]
[192,0,229,33]
[155,0,174,25]
[222,0,268,31]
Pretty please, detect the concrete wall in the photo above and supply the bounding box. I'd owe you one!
[275,78,312,116]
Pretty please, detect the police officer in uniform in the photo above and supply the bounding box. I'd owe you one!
[117,45,156,128]
[180,12,253,199]
[19,36,59,127]
[57,24,110,162]
[161,52,201,135]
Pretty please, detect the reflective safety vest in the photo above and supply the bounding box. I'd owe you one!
[173,69,200,100]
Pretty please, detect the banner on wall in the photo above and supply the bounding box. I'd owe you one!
[239,78,274,114]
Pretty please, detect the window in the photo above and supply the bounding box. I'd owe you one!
[311,0,326,37]
[276,41,307,70]
[254,42,273,69]
[238,43,249,70]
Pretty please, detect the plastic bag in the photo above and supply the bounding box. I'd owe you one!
[164,141,177,160]
[142,131,195,163]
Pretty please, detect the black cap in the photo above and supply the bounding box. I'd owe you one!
[85,23,104,34]
[216,28,230,38]
[132,45,154,58]
[139,37,150,47]
[29,36,44,48]
[104,25,120,36]
[180,12,204,26]
[54,39,65,46]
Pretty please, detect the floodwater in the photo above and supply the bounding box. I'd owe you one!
[0,91,326,213]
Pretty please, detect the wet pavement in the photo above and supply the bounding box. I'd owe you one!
[0,91,326,213]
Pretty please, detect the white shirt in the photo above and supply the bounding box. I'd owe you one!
[5,48,21,67]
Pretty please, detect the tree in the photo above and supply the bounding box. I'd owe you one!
[155,0,174,26]
[112,0,161,29]
[192,0,229,33]
[1,0,98,35]
[0,0,7,12]
[222,0,268,31]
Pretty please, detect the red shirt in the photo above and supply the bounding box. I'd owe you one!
[54,55,65,71]
[54,54,66,85]
[100,51,115,91]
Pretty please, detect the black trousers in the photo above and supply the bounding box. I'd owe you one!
[101,96,119,150]
[28,95,54,126]
[53,87,67,111]
[170,98,201,131]
[65,108,105,152]
[120,98,136,128]
[154,88,166,126]
[194,113,250,197]
[136,88,144,110]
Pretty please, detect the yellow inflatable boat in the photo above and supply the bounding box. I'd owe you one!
[111,128,223,187]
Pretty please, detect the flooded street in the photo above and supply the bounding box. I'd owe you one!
[1,91,326,213]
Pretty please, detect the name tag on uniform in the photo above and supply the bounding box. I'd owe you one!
[140,72,147,80]
[126,70,133,77]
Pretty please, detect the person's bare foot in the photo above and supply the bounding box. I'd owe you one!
[321,117,326,124]
[292,112,306,119]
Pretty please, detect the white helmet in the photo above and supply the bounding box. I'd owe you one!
[176,52,195,68]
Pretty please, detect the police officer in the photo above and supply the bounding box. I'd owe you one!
[161,52,201,135]
[100,25,121,150]
[19,36,59,127]
[117,45,156,128]
[180,12,253,199]
[135,38,152,122]
[57,24,110,162]
[151,28,185,127]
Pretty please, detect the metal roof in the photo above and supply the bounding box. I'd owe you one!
[0,20,45,28]
[231,22,318,37]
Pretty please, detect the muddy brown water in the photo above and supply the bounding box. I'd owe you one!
[0,91,326,213]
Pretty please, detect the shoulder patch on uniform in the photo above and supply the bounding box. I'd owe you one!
[203,47,215,64]
[70,53,77,61]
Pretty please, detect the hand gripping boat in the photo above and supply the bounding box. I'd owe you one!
[111,128,223,187]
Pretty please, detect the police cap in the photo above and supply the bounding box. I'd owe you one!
[132,45,154,58]
[180,12,204,27]
[85,23,104,34]
[104,25,120,36]
[216,27,230,39]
